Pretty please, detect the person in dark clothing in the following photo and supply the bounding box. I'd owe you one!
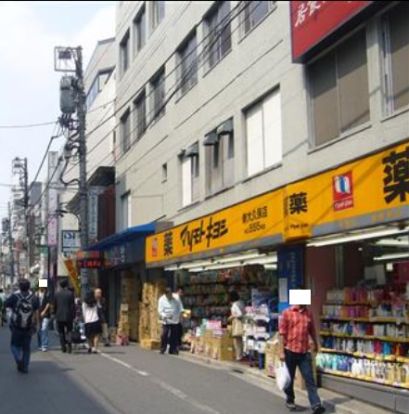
[5,278,39,374]
[95,288,110,346]
[53,280,75,353]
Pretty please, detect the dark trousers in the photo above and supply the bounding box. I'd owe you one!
[11,329,32,371]
[57,321,73,351]
[160,324,178,354]
[284,349,321,409]
[176,323,183,348]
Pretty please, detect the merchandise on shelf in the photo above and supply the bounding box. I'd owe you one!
[319,284,409,389]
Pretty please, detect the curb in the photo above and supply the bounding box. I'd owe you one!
[178,352,389,414]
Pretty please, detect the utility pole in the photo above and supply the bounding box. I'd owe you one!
[55,46,88,297]
[8,202,15,285]
[75,47,89,297]
[23,157,30,275]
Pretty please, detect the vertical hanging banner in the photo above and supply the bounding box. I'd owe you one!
[278,245,305,312]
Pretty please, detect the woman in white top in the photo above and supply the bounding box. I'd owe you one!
[82,290,102,353]
[228,291,245,361]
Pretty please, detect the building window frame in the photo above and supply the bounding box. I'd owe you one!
[120,30,130,76]
[307,28,370,148]
[380,3,409,117]
[177,31,198,99]
[244,88,282,178]
[120,109,131,155]
[180,143,200,208]
[204,1,232,74]
[150,67,166,122]
[133,90,146,141]
[133,4,146,57]
[150,0,165,33]
[120,191,131,231]
[239,1,276,39]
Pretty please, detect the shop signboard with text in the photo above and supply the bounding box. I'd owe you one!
[146,140,409,265]
[146,190,284,265]
[290,1,373,61]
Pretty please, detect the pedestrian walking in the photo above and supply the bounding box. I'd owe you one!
[0,288,5,327]
[83,290,102,354]
[158,287,182,355]
[5,278,39,374]
[37,283,51,352]
[95,288,110,347]
[228,291,245,361]
[279,304,325,414]
[173,286,184,351]
[53,279,75,354]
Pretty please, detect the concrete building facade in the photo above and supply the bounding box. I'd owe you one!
[114,1,408,231]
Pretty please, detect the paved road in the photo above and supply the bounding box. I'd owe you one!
[0,326,316,414]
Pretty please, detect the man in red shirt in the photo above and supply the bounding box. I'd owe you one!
[279,304,325,414]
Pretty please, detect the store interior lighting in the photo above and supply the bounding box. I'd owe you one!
[374,252,409,262]
[308,227,409,247]
[375,237,409,247]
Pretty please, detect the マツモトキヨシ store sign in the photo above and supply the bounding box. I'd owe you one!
[290,1,373,62]
[146,140,409,266]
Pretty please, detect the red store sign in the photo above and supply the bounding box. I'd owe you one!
[290,1,373,62]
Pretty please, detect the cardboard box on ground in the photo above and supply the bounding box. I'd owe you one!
[265,334,317,390]
[191,330,235,361]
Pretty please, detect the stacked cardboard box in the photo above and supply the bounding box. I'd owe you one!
[117,304,130,346]
[139,280,166,350]
[121,273,141,342]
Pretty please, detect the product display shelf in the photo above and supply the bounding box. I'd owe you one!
[318,368,409,390]
[320,348,398,361]
[321,316,409,324]
[320,331,409,343]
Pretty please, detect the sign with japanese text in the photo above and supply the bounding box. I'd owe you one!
[146,140,409,265]
[61,230,80,255]
[290,1,373,61]
[146,190,284,265]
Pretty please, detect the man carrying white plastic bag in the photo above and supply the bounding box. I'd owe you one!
[276,361,291,391]
[278,289,325,414]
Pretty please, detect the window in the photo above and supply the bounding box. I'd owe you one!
[120,109,131,154]
[120,30,130,75]
[120,192,131,230]
[150,68,166,121]
[181,143,199,207]
[177,32,198,97]
[151,0,165,31]
[134,5,146,55]
[309,30,369,147]
[204,1,231,72]
[162,163,168,182]
[245,89,281,177]
[382,3,409,114]
[205,118,234,195]
[134,90,146,140]
[241,1,275,37]
[86,77,100,109]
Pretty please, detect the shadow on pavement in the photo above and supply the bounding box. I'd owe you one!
[0,356,115,414]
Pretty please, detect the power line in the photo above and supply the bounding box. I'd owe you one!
[63,0,252,178]
[66,0,248,165]
[0,121,56,129]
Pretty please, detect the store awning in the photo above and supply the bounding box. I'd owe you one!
[85,223,155,252]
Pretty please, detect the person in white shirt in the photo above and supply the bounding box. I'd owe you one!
[228,291,246,361]
[82,290,102,354]
[173,287,185,351]
[158,288,182,355]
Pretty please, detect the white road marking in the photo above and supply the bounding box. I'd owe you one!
[100,351,220,414]
[100,352,150,377]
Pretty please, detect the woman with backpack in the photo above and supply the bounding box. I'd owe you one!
[82,290,102,354]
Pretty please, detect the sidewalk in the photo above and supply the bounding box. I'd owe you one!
[176,351,391,414]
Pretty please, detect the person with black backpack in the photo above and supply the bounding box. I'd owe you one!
[5,278,39,374]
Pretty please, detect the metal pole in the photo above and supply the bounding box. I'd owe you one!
[23,157,30,276]
[75,47,89,298]
[8,202,15,285]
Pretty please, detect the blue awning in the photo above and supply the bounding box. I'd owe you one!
[85,223,155,251]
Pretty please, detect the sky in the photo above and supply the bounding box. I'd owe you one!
[0,1,115,218]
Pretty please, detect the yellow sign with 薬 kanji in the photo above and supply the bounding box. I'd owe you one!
[146,140,409,265]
